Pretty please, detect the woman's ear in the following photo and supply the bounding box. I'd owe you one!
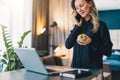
[89,1,92,7]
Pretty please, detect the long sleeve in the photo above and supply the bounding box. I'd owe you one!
[66,20,113,68]
[98,22,113,57]
[90,21,113,57]
[65,25,82,49]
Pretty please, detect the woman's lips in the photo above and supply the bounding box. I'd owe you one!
[80,11,85,16]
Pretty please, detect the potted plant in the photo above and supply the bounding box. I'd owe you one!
[37,50,48,57]
[0,24,31,71]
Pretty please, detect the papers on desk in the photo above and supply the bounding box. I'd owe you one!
[46,65,89,72]
[60,68,91,79]
[60,68,90,72]
[46,65,91,78]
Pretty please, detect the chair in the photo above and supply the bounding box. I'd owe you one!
[42,55,63,66]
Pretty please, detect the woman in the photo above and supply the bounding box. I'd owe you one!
[65,0,113,68]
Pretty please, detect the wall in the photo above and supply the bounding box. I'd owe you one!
[94,0,120,10]
[99,10,120,49]
[109,30,120,49]
[99,10,120,29]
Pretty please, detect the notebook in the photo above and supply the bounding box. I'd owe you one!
[14,48,62,75]
[60,69,92,79]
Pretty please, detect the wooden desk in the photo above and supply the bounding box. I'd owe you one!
[0,69,102,80]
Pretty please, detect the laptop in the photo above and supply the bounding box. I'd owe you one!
[14,48,62,75]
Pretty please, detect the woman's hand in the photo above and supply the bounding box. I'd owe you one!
[72,10,82,26]
[77,34,92,46]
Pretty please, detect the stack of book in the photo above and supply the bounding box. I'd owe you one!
[60,69,92,79]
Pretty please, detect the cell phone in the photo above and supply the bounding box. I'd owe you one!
[75,13,81,22]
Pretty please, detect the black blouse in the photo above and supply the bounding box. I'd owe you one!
[65,20,113,68]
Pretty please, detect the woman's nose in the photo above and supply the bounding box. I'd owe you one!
[78,7,82,12]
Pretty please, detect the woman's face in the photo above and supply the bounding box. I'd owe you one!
[74,0,92,19]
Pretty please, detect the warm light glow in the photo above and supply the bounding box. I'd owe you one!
[54,45,67,57]
[37,26,42,35]
[40,28,46,34]
[37,27,46,35]
[36,8,46,36]
[54,46,60,53]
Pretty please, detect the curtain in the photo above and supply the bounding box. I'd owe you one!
[49,0,73,65]
[0,0,32,50]
[32,0,49,51]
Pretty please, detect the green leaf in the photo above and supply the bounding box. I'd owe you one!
[17,30,31,47]
[10,61,16,70]
[37,50,48,56]
[18,30,31,47]
[1,59,7,65]
[1,25,31,71]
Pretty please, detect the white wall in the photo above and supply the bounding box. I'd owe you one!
[94,0,120,10]
[109,30,120,49]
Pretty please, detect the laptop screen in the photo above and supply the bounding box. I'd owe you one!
[14,48,48,74]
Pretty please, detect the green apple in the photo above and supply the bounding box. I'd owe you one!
[77,34,87,41]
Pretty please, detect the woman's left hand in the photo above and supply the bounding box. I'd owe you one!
[77,34,92,46]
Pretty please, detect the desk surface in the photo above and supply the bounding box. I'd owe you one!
[0,68,102,80]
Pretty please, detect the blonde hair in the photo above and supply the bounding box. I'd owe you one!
[89,0,99,33]
[71,0,99,33]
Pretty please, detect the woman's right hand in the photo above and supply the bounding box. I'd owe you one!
[77,34,92,46]
[72,10,82,27]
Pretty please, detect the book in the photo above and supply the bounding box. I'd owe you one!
[60,69,92,79]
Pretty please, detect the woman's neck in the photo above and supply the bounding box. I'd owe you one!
[84,14,91,21]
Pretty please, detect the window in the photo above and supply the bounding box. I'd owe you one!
[0,0,33,50]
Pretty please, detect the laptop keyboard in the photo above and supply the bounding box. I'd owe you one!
[46,65,68,72]
[47,69,56,72]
